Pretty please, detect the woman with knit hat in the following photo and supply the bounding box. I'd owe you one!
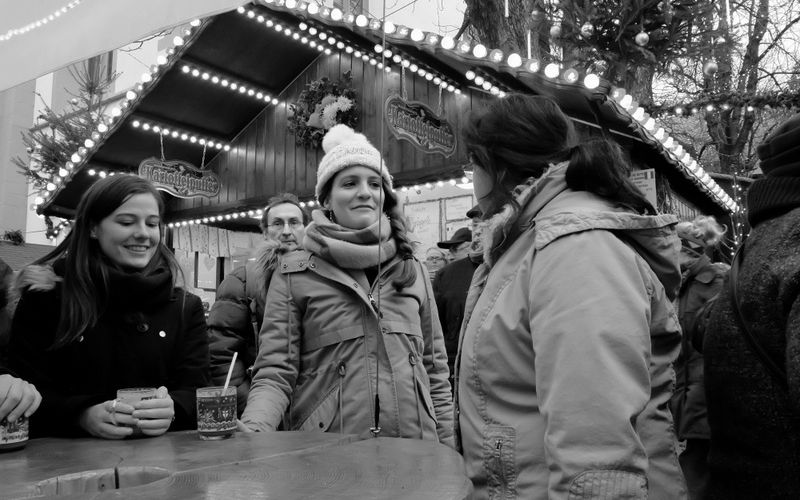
[670,215,729,500]
[702,114,800,499]
[241,125,454,446]
[455,94,686,499]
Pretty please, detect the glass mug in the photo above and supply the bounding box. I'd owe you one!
[0,415,29,452]
[196,386,236,440]
[116,387,158,435]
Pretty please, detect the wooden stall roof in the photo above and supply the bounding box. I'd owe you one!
[38,0,735,227]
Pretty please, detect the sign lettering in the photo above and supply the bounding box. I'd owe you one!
[138,157,220,198]
[384,95,456,157]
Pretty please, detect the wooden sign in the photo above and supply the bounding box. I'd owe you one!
[138,157,220,198]
[384,95,456,157]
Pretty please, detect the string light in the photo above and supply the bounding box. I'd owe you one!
[1,0,82,42]
[240,8,461,95]
[37,16,205,211]
[180,63,281,105]
[131,118,231,151]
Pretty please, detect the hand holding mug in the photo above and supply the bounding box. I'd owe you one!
[78,399,136,439]
[0,374,41,423]
[132,386,174,436]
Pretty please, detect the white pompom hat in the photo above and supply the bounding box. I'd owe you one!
[315,124,393,202]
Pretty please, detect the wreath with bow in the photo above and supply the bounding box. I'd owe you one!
[287,71,358,149]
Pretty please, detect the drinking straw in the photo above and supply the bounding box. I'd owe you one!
[223,351,237,392]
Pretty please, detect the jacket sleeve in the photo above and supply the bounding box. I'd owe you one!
[240,268,302,431]
[531,231,655,499]
[418,262,455,448]
[168,292,211,430]
[207,267,252,409]
[8,288,108,436]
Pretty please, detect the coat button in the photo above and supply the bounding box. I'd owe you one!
[338,361,346,376]
[309,262,316,269]
[137,323,149,333]
[352,282,359,288]
[408,353,417,365]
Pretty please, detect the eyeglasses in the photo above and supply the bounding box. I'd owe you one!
[426,256,446,263]
[269,220,303,230]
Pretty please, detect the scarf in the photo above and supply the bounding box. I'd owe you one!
[106,262,174,312]
[303,209,397,269]
[747,176,800,227]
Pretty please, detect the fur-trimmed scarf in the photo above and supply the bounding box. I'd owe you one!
[303,210,397,269]
[481,162,570,268]
[481,176,541,269]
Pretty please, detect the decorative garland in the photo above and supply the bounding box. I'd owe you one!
[649,91,800,117]
[287,71,358,149]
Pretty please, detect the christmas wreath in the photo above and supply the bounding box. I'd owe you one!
[287,71,358,149]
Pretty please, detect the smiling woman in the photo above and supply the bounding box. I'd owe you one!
[241,125,454,447]
[8,175,210,440]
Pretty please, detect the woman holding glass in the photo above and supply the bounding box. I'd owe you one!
[8,175,209,439]
[241,125,453,446]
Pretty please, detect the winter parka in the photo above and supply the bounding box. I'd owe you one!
[241,250,454,446]
[7,264,210,438]
[456,163,687,499]
[207,242,279,414]
[670,255,728,441]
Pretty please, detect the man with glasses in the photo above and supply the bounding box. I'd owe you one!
[207,193,309,415]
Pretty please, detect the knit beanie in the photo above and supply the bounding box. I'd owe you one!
[315,124,393,202]
[756,114,800,177]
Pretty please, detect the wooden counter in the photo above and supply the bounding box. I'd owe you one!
[0,431,472,499]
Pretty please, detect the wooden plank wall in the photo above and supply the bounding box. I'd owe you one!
[170,51,488,214]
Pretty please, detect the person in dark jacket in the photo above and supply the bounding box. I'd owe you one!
[670,215,729,500]
[703,114,800,499]
[207,193,308,416]
[8,175,209,439]
[433,205,483,385]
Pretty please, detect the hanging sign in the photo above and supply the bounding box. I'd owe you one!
[384,95,456,157]
[138,157,220,198]
[630,168,657,208]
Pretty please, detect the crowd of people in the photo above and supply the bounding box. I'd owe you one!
[1,95,799,499]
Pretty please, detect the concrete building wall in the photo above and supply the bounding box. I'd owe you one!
[0,81,37,238]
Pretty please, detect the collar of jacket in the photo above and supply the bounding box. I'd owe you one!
[514,162,682,300]
[279,249,403,314]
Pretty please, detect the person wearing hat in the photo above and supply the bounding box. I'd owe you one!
[670,215,729,500]
[437,227,472,263]
[703,114,800,499]
[433,205,483,386]
[241,125,453,447]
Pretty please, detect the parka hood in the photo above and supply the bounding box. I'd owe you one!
[525,162,682,301]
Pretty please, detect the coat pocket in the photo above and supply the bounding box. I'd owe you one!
[296,383,340,432]
[483,425,518,500]
[414,373,438,425]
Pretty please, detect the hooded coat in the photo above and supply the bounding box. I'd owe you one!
[241,251,454,447]
[7,263,209,437]
[456,163,687,499]
[207,241,279,414]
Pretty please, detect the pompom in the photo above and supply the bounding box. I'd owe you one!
[322,124,360,153]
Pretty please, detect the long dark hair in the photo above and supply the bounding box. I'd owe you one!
[318,176,417,291]
[463,93,655,262]
[35,175,181,348]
